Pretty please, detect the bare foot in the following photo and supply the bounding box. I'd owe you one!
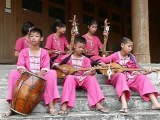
[96,107,109,114]
[119,108,128,113]
[152,105,160,110]
[49,108,58,115]
[2,110,12,117]
[58,109,68,115]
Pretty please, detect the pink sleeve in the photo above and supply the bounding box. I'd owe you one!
[15,37,23,51]
[45,35,53,49]
[54,54,69,64]
[96,37,103,49]
[83,57,91,68]
[40,49,50,70]
[17,49,26,69]
[101,52,117,63]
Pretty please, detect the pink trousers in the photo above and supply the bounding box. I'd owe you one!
[7,69,60,105]
[108,73,158,101]
[61,75,104,108]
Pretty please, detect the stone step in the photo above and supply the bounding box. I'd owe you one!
[1,64,160,116]
[1,96,160,113]
[0,65,15,78]
[1,110,160,120]
[1,65,160,85]
[1,84,160,99]
[1,72,160,86]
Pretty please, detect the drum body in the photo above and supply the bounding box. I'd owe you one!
[11,72,46,115]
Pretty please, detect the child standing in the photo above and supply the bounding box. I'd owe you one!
[100,37,160,114]
[54,36,109,115]
[4,28,60,116]
[14,22,34,57]
[82,19,108,65]
[45,19,69,64]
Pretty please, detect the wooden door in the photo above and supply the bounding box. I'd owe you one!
[16,0,44,39]
[0,0,45,63]
[0,0,17,63]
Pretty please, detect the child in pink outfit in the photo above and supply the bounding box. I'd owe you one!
[100,37,160,114]
[45,19,69,64]
[54,36,109,115]
[5,28,60,117]
[14,22,34,57]
[82,19,108,65]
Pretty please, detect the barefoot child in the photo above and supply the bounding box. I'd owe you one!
[5,28,60,116]
[54,36,109,115]
[100,37,160,114]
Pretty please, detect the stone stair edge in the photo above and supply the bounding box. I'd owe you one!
[1,110,160,120]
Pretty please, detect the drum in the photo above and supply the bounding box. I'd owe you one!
[11,71,46,115]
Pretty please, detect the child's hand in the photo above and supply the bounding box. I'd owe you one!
[99,62,109,67]
[54,50,60,55]
[60,67,68,74]
[18,68,27,74]
[150,67,160,72]
[83,67,96,75]
[84,49,93,55]
[89,67,95,72]
[132,71,142,75]
[143,67,153,75]
[90,67,96,75]
[103,31,109,37]
[35,71,43,78]
[83,50,88,54]
[71,28,78,36]
[83,70,92,75]
[90,67,95,71]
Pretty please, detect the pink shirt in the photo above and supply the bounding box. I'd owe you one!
[101,52,139,79]
[17,48,50,72]
[54,54,92,84]
[45,34,69,58]
[54,54,91,68]
[28,48,41,73]
[15,37,31,52]
[83,34,103,56]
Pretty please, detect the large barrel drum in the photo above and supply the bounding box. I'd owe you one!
[11,71,46,115]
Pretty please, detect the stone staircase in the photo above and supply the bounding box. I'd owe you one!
[0,64,160,120]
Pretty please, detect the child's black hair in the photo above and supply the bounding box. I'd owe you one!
[121,37,132,44]
[74,36,87,44]
[21,22,34,36]
[87,19,97,26]
[51,19,66,33]
[30,27,43,37]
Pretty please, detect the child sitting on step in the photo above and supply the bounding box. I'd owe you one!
[54,36,109,115]
[45,19,69,65]
[14,22,34,57]
[99,37,160,114]
[4,28,60,117]
[82,19,108,66]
